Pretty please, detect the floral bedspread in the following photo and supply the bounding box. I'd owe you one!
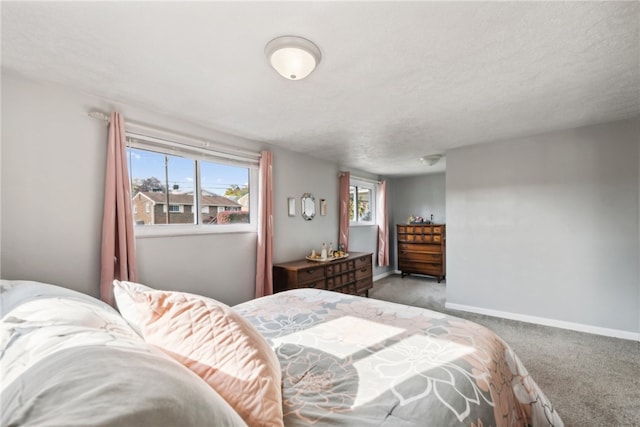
[234,289,563,427]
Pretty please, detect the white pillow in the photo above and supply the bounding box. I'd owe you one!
[112,280,155,335]
[0,279,109,318]
[1,286,247,427]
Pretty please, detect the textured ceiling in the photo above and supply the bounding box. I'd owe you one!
[2,1,639,176]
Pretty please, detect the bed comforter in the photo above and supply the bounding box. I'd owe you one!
[234,288,563,427]
[1,280,563,427]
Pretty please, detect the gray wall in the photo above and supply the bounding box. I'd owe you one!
[0,72,381,305]
[446,118,640,336]
[5,72,637,337]
[2,73,106,297]
[390,173,446,225]
[388,173,446,270]
[272,147,340,264]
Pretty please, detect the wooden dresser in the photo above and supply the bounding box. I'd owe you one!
[273,252,373,297]
[397,224,446,282]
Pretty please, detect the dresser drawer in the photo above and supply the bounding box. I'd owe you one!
[326,260,354,276]
[399,261,443,276]
[398,251,442,263]
[297,279,326,290]
[399,242,444,252]
[326,273,356,290]
[331,278,372,296]
[355,278,373,294]
[418,234,437,243]
[403,234,441,243]
[297,266,325,283]
[355,264,372,280]
[401,234,418,242]
[420,265,444,276]
[354,254,372,269]
[334,283,358,295]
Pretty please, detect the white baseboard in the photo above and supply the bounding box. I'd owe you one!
[373,271,394,282]
[445,302,640,342]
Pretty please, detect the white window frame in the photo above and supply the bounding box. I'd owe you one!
[349,177,377,226]
[126,132,259,238]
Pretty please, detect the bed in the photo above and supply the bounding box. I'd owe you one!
[1,279,563,427]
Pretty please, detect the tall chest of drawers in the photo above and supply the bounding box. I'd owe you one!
[273,252,373,297]
[397,224,446,282]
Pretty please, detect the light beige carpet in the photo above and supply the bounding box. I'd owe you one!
[370,274,640,427]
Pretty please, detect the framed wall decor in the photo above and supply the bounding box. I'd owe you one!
[301,193,315,221]
[287,197,296,217]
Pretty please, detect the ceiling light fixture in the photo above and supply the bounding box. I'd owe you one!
[265,35,321,80]
[420,154,443,166]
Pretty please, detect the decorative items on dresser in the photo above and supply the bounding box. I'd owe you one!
[397,224,446,282]
[273,252,373,297]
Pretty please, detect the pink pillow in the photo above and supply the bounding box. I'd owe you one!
[130,290,283,427]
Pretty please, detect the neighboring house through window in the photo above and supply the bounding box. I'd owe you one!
[126,132,259,234]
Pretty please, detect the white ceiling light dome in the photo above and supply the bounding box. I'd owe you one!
[420,154,443,166]
[265,35,321,80]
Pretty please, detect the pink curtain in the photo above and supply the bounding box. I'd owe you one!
[339,171,350,252]
[377,180,390,266]
[100,112,138,306]
[255,151,274,298]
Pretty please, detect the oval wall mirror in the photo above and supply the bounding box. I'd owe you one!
[301,193,316,221]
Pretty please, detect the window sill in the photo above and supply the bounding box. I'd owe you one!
[349,222,377,227]
[134,224,257,239]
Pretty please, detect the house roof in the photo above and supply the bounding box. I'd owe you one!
[136,192,241,208]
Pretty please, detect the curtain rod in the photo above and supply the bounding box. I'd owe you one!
[88,110,261,159]
[339,172,381,184]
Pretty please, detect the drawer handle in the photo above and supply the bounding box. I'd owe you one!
[309,282,318,288]
[306,269,316,274]
[360,268,368,272]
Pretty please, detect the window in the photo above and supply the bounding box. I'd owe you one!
[126,133,258,235]
[349,178,376,225]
